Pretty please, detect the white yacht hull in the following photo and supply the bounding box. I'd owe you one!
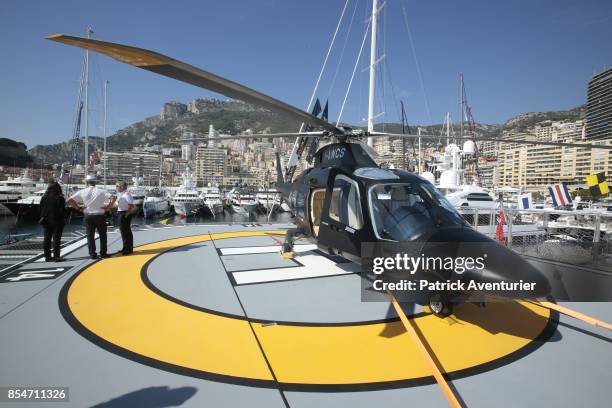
[173,202,205,217]
[207,202,224,215]
[143,198,171,218]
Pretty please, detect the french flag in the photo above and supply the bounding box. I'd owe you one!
[518,193,532,209]
[548,183,572,207]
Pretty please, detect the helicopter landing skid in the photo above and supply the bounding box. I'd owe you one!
[280,228,302,259]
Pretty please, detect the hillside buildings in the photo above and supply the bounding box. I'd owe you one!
[495,120,611,191]
[99,151,162,185]
[195,146,226,187]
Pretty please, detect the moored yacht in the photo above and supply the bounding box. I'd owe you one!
[201,185,224,216]
[0,170,42,215]
[128,176,148,213]
[143,187,171,218]
[256,189,281,211]
[171,169,206,217]
[4,190,46,219]
[227,188,260,214]
[0,170,39,202]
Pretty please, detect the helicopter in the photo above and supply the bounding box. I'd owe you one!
[47,34,612,315]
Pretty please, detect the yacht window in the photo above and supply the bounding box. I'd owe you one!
[329,175,363,229]
[466,193,493,202]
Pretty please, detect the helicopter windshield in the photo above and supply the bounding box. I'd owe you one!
[368,182,466,241]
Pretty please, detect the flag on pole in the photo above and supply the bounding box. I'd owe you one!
[547,183,572,207]
[517,193,532,210]
[586,172,609,198]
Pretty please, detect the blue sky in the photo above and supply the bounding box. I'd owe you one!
[1,0,611,148]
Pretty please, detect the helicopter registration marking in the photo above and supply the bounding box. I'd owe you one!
[323,146,346,161]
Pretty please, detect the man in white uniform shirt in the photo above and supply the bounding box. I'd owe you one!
[67,174,115,259]
[114,181,135,255]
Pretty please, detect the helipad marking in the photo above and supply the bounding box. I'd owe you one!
[219,244,317,255]
[61,231,557,390]
[231,253,358,285]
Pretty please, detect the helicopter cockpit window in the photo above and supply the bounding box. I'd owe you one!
[329,175,363,230]
[369,182,465,241]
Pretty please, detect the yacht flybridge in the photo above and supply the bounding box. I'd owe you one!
[422,141,496,209]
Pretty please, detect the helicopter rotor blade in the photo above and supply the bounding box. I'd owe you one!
[178,131,324,142]
[370,132,612,151]
[47,34,343,135]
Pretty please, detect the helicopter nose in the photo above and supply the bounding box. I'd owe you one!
[465,245,551,300]
[423,227,551,300]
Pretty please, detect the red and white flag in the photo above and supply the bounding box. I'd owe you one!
[496,209,507,244]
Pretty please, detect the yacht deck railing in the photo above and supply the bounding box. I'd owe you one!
[456,207,612,271]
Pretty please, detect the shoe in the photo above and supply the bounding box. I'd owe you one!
[90,254,98,260]
[44,257,52,262]
[53,258,64,263]
[121,251,133,256]
[100,254,111,259]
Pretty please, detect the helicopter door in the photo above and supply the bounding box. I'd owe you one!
[309,188,326,237]
[317,174,364,260]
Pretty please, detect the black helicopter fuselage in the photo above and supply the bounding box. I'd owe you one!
[279,142,550,301]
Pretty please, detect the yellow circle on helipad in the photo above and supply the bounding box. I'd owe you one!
[60,231,555,390]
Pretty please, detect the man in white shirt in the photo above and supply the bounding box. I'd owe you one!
[67,174,115,259]
[114,181,135,255]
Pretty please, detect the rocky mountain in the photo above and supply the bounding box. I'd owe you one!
[29,98,301,164]
[503,105,585,131]
[27,98,587,164]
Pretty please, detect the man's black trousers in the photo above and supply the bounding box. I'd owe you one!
[84,214,107,256]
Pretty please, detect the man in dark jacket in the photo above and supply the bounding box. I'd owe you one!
[39,181,66,262]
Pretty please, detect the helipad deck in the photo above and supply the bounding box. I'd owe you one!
[0,224,610,407]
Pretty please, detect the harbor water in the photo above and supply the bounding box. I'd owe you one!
[0,211,294,244]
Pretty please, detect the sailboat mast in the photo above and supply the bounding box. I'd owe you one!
[417,127,422,173]
[158,154,163,188]
[459,72,464,147]
[84,26,92,176]
[401,100,406,170]
[103,80,108,188]
[446,112,451,145]
[367,0,379,147]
